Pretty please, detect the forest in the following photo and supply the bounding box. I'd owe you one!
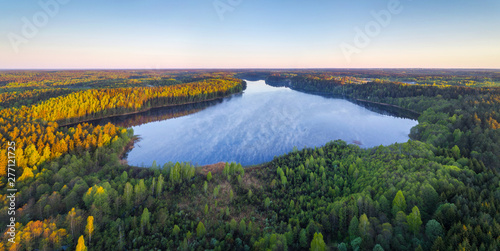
[0,69,499,250]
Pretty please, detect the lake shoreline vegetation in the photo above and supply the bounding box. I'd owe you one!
[59,92,242,128]
[0,69,500,250]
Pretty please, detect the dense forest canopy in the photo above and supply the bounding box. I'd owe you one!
[0,69,499,250]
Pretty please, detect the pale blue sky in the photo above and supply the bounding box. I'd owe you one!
[1,0,499,68]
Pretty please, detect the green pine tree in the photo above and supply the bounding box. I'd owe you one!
[310,232,326,251]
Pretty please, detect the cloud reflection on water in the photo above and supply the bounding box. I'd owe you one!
[127,80,418,166]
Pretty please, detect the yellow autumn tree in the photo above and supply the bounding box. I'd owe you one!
[18,167,34,182]
[86,216,94,247]
[67,208,76,237]
[76,235,87,251]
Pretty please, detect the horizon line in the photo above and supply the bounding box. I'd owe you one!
[1,67,499,71]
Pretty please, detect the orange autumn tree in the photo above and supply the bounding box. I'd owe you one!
[3,219,67,250]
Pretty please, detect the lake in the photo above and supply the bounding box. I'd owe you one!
[126,80,418,166]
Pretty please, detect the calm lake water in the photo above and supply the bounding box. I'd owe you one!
[127,80,418,166]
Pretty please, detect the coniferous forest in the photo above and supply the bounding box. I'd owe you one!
[1,69,500,251]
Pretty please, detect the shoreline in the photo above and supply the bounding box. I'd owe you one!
[289,86,421,118]
[116,81,420,168]
[59,90,242,127]
[352,98,421,117]
[119,135,140,165]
